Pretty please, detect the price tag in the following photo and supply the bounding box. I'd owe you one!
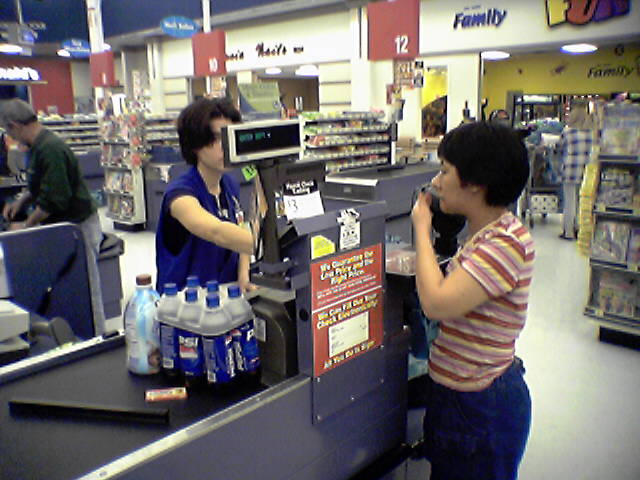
[628,263,639,272]
[594,203,605,212]
[594,308,604,317]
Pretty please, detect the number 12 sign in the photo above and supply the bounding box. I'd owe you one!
[368,0,419,60]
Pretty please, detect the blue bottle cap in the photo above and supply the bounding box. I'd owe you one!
[164,283,178,295]
[227,284,241,298]
[206,293,220,308]
[186,275,200,288]
[206,280,219,293]
[185,288,198,303]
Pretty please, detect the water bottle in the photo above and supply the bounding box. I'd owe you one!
[226,285,260,376]
[201,294,236,385]
[186,275,200,289]
[157,283,180,376]
[206,280,220,297]
[225,284,252,329]
[157,283,180,323]
[124,274,161,375]
[180,287,201,329]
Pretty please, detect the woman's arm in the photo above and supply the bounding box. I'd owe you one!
[413,223,489,320]
[170,195,253,255]
[237,253,256,293]
[412,191,489,321]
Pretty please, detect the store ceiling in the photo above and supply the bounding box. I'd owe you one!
[0,0,375,57]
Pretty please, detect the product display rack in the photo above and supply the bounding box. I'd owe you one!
[100,110,147,230]
[144,113,179,145]
[41,115,101,153]
[301,111,394,173]
[583,151,640,335]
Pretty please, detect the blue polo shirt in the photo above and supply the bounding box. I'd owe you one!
[155,166,242,294]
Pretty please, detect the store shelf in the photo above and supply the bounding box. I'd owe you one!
[593,205,640,220]
[49,125,100,131]
[304,124,390,135]
[305,134,389,148]
[303,146,390,162]
[589,258,640,275]
[300,112,385,123]
[584,307,640,334]
[102,163,134,170]
[104,189,134,197]
[598,153,639,164]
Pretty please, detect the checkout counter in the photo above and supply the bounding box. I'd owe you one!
[0,118,438,480]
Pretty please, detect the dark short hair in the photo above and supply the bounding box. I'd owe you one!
[437,122,529,207]
[177,98,241,165]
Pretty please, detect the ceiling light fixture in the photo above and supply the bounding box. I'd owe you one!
[481,50,510,61]
[295,64,319,77]
[0,43,23,54]
[57,48,71,57]
[561,43,597,54]
[265,67,282,75]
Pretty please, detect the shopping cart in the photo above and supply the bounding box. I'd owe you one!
[520,144,562,228]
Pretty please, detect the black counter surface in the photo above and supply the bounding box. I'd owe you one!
[0,343,265,480]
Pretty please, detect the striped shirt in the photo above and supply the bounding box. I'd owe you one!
[558,128,594,184]
[428,212,535,392]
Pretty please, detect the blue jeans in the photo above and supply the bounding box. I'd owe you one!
[423,358,531,480]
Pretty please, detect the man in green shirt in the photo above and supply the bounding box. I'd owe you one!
[0,98,105,334]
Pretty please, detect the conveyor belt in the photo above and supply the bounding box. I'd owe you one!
[0,342,265,480]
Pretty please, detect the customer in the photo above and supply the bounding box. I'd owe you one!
[0,98,105,333]
[411,122,534,480]
[155,98,254,294]
[557,106,593,240]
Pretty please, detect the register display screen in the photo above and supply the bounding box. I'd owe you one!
[235,124,301,155]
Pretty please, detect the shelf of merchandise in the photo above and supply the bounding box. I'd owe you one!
[300,111,394,174]
[585,148,640,337]
[41,115,101,153]
[144,114,179,146]
[100,111,147,229]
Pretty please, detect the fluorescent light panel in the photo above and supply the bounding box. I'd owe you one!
[481,50,510,60]
[265,67,282,75]
[0,43,23,54]
[561,43,597,54]
[295,64,319,76]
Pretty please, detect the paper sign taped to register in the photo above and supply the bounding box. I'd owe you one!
[337,208,360,251]
[282,179,324,220]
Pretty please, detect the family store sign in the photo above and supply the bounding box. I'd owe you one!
[453,7,507,28]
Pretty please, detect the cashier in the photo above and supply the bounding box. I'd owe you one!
[155,98,255,294]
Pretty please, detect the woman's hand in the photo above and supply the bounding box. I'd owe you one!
[411,191,434,232]
[238,270,257,294]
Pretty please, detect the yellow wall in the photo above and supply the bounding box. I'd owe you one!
[482,44,640,114]
[421,68,448,107]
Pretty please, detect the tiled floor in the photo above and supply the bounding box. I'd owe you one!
[104,209,640,480]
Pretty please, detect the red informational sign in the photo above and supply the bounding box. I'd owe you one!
[90,51,116,87]
[192,29,227,77]
[311,244,384,376]
[367,0,419,61]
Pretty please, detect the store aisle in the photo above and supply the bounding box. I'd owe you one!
[104,209,640,479]
[516,214,640,480]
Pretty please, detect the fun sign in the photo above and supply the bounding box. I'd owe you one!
[546,0,630,26]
